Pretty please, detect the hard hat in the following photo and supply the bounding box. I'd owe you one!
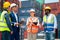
[45,6,51,10]
[10,3,18,8]
[30,9,35,12]
[3,2,10,9]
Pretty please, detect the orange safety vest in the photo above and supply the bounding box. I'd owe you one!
[27,17,39,34]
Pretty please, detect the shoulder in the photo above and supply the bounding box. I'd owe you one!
[10,12,13,15]
[27,17,31,19]
[51,14,56,17]
[50,14,56,19]
[50,14,55,16]
[4,13,9,18]
[1,11,8,17]
[10,12,14,16]
[2,11,8,15]
[2,11,7,13]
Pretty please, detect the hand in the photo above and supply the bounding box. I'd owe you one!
[15,22,19,26]
[11,31,13,34]
[39,24,44,31]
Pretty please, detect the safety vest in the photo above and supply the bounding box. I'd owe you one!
[0,11,10,32]
[43,14,54,31]
[27,17,39,34]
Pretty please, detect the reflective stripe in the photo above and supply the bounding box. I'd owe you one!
[0,22,7,27]
[44,23,54,29]
[27,28,38,30]
[47,24,54,26]
[0,21,6,23]
[44,23,54,31]
[44,28,54,31]
[43,15,54,32]
[0,26,7,28]
[0,11,10,32]
[0,28,10,32]
[27,28,31,30]
[32,28,38,30]
[45,26,54,28]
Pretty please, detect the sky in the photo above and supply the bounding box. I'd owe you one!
[45,0,59,3]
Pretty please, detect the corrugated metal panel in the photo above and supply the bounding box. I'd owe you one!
[21,1,34,7]
[56,14,60,28]
[36,0,44,4]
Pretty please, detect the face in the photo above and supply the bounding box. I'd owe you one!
[12,6,18,13]
[45,10,49,13]
[7,7,11,11]
[30,11,35,17]
[45,9,51,15]
[7,7,11,13]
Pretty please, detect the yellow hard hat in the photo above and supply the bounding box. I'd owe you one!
[3,2,11,9]
[45,6,51,10]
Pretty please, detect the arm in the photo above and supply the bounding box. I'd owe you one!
[37,18,40,26]
[26,18,29,26]
[42,17,44,26]
[10,14,15,26]
[5,13,13,31]
[54,15,57,29]
[26,17,32,27]
[10,14,18,27]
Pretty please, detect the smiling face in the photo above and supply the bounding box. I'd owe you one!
[12,6,18,13]
[45,9,51,15]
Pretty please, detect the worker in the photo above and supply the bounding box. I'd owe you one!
[0,2,13,40]
[10,3,19,40]
[26,9,40,40]
[42,6,57,40]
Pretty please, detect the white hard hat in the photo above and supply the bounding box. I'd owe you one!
[10,3,18,8]
[30,9,35,12]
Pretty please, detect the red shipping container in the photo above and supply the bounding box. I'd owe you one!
[0,32,2,40]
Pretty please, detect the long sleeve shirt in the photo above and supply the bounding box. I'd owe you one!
[5,13,13,31]
[42,14,57,29]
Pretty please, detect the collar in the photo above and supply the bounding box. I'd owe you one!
[13,11,17,14]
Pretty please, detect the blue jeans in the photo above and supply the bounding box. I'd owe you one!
[45,31,55,40]
[2,31,10,40]
[19,28,25,40]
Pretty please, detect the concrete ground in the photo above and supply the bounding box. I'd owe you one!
[24,39,59,40]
